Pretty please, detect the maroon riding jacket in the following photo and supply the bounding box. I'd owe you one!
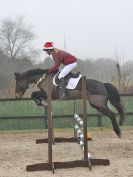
[48,49,77,73]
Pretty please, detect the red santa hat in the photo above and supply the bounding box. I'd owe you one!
[43,42,54,50]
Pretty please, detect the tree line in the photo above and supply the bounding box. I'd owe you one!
[0,16,133,98]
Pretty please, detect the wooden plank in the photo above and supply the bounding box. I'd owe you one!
[36,137,92,144]
[26,159,110,172]
[0,93,132,101]
[1,112,133,120]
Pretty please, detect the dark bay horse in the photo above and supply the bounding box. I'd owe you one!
[14,68,126,137]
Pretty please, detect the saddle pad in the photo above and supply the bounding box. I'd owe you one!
[66,74,82,89]
[53,74,82,89]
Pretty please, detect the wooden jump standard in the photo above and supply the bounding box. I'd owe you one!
[26,76,110,173]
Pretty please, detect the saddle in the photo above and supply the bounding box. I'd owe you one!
[53,71,82,89]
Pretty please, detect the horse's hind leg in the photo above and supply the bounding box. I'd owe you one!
[92,105,121,137]
[104,82,126,126]
[109,99,126,126]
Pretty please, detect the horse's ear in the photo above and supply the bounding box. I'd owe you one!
[14,72,18,78]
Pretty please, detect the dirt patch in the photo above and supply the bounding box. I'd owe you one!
[0,128,133,177]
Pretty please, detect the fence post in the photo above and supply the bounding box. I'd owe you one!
[82,76,88,161]
[47,81,53,166]
[44,106,48,129]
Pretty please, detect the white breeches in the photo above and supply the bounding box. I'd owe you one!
[58,62,77,80]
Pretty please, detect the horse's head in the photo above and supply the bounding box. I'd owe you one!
[14,68,49,98]
[14,72,29,99]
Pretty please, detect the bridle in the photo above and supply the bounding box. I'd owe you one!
[15,73,47,98]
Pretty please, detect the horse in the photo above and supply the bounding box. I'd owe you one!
[14,68,126,137]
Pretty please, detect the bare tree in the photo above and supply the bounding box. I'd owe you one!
[0,16,37,96]
[113,48,133,92]
[0,16,35,61]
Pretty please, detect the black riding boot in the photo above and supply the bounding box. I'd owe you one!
[59,78,66,100]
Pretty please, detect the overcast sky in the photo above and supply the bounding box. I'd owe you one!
[0,0,133,62]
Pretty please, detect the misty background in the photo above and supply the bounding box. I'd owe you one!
[0,0,133,97]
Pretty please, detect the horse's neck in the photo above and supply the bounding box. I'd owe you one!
[38,74,54,91]
[43,74,54,85]
[28,74,43,84]
[28,72,54,85]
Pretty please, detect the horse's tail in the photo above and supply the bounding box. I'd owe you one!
[104,83,126,126]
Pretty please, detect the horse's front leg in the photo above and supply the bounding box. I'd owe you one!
[31,91,47,106]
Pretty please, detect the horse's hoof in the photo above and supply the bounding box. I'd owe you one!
[119,117,126,126]
[119,119,123,126]
[117,133,121,138]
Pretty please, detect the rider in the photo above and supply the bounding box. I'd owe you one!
[42,42,77,100]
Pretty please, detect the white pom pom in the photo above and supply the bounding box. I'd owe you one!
[79,120,83,126]
[88,153,91,159]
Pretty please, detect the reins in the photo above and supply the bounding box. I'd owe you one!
[28,74,47,90]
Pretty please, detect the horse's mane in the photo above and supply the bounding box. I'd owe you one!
[19,68,47,78]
